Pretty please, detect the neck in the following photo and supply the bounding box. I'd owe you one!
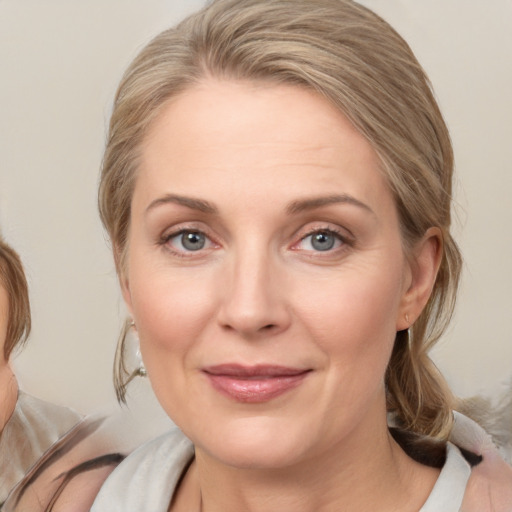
[185,412,439,512]
[0,360,18,433]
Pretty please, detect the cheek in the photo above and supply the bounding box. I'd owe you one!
[130,269,215,356]
[289,270,403,435]
[293,262,404,371]
[127,265,218,420]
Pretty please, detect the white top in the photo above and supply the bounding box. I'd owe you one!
[0,391,81,505]
[419,443,471,511]
[92,427,194,512]
[92,427,472,512]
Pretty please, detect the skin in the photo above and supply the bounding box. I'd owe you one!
[0,284,18,432]
[122,80,442,511]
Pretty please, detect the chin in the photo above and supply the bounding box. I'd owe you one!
[205,440,307,470]
[193,416,317,470]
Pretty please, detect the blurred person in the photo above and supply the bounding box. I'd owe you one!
[0,235,81,506]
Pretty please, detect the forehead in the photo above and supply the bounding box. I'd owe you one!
[135,79,392,214]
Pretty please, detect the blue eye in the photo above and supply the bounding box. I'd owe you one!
[300,230,343,252]
[311,231,336,251]
[182,231,206,251]
[169,230,209,252]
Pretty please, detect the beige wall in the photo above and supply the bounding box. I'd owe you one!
[1,0,511,415]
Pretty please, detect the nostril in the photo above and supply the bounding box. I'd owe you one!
[262,324,275,330]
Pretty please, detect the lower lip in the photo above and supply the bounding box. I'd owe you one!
[205,373,309,403]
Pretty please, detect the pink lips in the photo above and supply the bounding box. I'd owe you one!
[202,364,310,403]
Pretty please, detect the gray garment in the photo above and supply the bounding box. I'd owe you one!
[0,391,81,505]
[91,428,471,512]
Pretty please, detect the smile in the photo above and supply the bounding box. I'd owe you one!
[202,364,311,403]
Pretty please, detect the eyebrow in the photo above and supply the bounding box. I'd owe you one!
[286,194,375,215]
[145,193,374,217]
[146,194,218,215]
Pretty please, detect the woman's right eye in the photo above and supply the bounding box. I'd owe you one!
[165,230,213,253]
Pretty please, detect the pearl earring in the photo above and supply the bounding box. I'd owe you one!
[130,320,147,378]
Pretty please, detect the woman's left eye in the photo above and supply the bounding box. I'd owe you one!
[166,230,213,253]
[297,229,345,252]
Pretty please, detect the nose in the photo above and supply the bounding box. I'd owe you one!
[217,248,291,339]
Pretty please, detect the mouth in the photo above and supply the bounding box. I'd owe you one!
[202,364,311,403]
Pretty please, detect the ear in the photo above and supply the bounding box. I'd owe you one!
[396,227,443,331]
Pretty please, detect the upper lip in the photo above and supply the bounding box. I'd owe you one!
[202,364,310,378]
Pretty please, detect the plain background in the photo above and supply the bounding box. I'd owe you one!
[1,0,511,416]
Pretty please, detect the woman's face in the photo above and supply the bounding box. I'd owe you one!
[0,284,8,364]
[123,80,420,469]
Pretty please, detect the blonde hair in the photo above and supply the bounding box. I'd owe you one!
[100,0,461,438]
[0,236,31,359]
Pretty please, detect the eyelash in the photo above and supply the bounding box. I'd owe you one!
[294,226,353,254]
[158,225,217,258]
[158,224,353,258]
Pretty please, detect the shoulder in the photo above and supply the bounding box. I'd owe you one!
[15,390,82,438]
[91,427,194,512]
[451,412,512,512]
[0,391,82,503]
